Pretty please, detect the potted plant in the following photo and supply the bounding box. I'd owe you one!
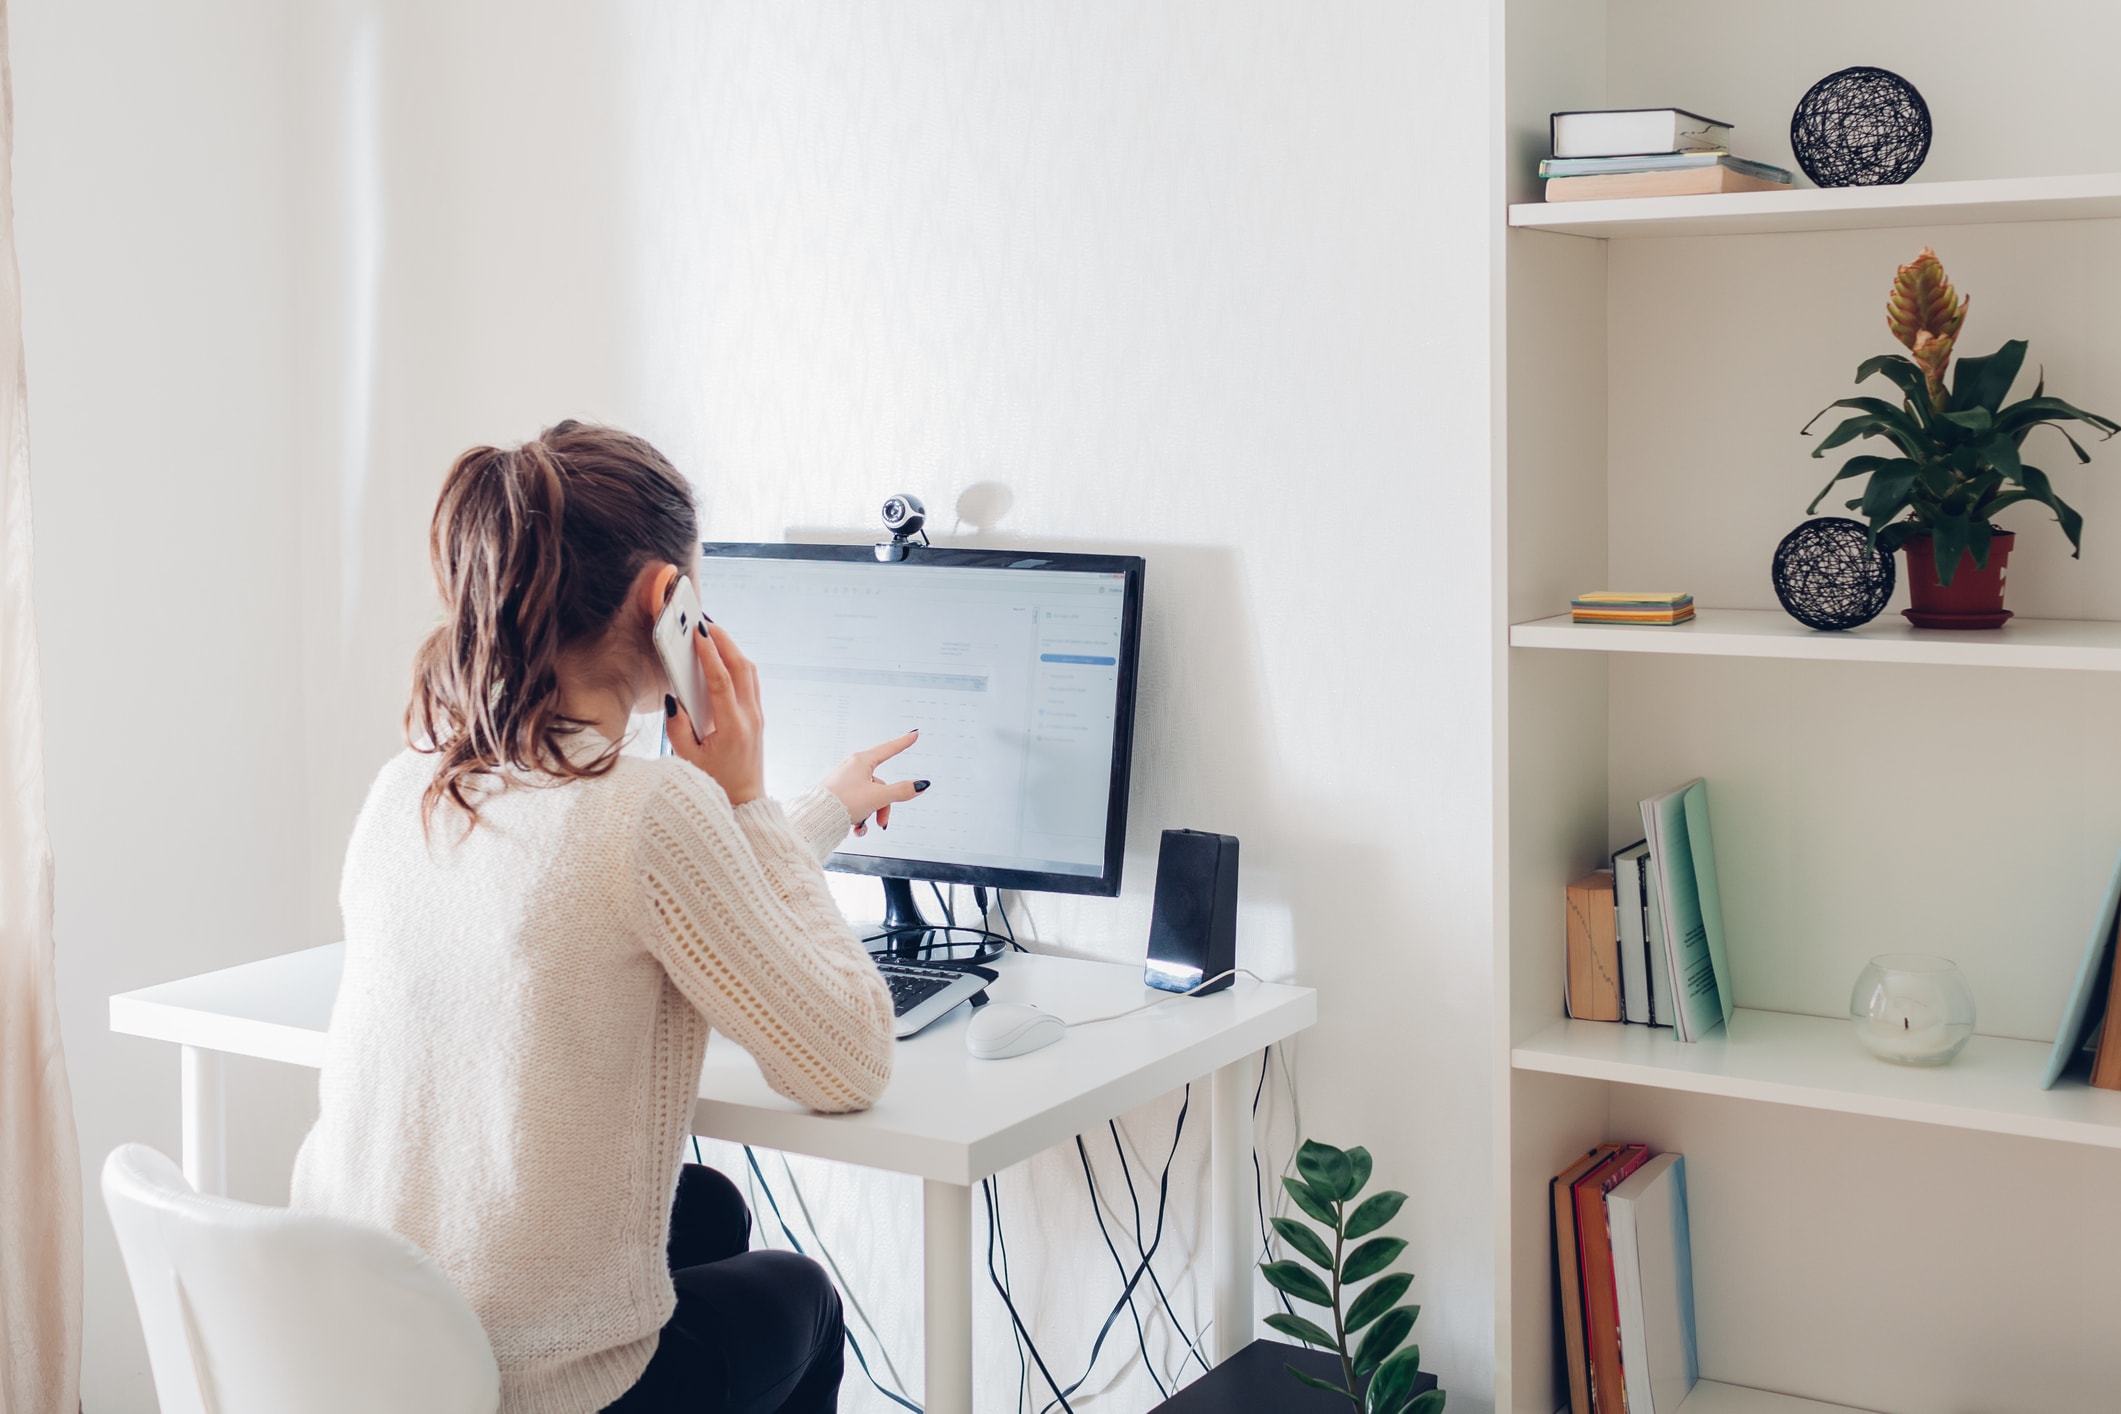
[1802,246,2121,628]
[1260,1140,1443,1414]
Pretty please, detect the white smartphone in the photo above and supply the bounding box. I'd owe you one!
[652,573,715,738]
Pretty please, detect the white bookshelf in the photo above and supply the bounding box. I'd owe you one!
[1510,608,2121,671]
[1515,1009,2121,1151]
[1508,171,2121,240]
[1497,5,2121,1411]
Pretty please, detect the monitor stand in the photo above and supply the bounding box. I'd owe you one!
[878,877,942,959]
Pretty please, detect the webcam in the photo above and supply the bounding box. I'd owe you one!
[881,494,926,536]
[875,493,928,561]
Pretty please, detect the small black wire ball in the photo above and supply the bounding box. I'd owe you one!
[1790,67,1931,187]
[1773,517,1897,630]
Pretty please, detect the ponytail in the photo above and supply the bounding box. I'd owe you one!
[408,421,698,831]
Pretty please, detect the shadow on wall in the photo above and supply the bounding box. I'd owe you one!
[782,488,1405,989]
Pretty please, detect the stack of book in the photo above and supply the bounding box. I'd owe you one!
[1563,779,1735,1043]
[1553,1145,1698,1414]
[1542,108,1793,202]
[1571,591,1694,626]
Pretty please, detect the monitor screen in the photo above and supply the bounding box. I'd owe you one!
[692,543,1144,895]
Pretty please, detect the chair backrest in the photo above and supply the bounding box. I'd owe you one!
[101,1144,500,1414]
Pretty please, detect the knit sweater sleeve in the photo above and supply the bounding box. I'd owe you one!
[779,785,853,862]
[633,765,893,1114]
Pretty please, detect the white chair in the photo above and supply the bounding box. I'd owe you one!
[101,1143,500,1414]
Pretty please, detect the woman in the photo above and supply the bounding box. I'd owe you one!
[292,421,919,1414]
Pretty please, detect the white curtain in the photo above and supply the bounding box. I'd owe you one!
[0,1,82,1409]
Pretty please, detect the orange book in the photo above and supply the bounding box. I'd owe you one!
[2090,930,2121,1090]
[1566,872,1622,1022]
[1553,1145,1622,1414]
[1575,1144,1650,1413]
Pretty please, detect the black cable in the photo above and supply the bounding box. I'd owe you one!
[984,1176,1077,1413]
[742,1147,923,1414]
[1251,1049,1295,1319]
[1074,1135,1168,1400]
[1106,1118,1211,1379]
[929,881,957,929]
[1036,1086,1192,1414]
[864,924,1009,965]
[990,1171,1030,1413]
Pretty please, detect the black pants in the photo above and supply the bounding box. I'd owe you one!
[602,1164,846,1413]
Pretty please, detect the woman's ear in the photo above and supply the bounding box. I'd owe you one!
[635,562,679,624]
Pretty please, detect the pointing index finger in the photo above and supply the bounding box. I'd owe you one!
[859,729,920,768]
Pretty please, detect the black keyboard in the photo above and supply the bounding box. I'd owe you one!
[879,961,958,1014]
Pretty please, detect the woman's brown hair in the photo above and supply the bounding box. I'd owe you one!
[408,420,698,829]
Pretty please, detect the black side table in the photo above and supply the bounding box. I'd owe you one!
[1149,1338,1439,1412]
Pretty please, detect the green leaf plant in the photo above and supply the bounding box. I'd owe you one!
[1260,1139,1443,1414]
[1801,246,2121,586]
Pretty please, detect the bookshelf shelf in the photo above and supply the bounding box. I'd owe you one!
[1509,608,2121,671]
[1507,171,2121,239]
[1671,1382,1878,1414]
[1513,1008,2121,1151]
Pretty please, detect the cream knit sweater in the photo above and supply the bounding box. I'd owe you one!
[290,735,894,1414]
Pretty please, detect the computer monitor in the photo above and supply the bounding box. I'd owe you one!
[692,542,1145,937]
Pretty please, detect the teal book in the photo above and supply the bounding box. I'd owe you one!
[2041,846,2121,1089]
[1639,779,1734,1043]
[1608,1152,1699,1413]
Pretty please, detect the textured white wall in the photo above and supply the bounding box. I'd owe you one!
[24,3,1500,1408]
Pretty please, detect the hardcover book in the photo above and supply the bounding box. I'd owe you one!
[1574,1145,1651,1414]
[1550,108,1732,159]
[1613,841,1653,1025]
[1566,871,1623,1022]
[1608,1152,1699,1414]
[1552,1144,1623,1414]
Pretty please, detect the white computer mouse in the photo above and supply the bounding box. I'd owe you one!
[964,1001,1066,1059]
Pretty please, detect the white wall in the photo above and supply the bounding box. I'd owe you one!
[23,3,1501,1408]
[13,2,321,1407]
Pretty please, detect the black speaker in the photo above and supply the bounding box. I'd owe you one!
[1145,829,1239,994]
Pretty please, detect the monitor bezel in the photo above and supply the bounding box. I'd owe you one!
[697,540,1146,898]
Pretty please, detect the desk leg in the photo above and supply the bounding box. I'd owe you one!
[1210,1056,1256,1364]
[180,1045,227,1196]
[923,1178,973,1414]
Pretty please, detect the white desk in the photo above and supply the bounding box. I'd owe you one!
[110,945,1315,1414]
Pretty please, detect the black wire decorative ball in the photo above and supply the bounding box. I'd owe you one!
[1772,517,1897,631]
[1789,67,1931,187]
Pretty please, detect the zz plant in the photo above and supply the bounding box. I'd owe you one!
[1261,1139,1442,1414]
[1803,246,2120,584]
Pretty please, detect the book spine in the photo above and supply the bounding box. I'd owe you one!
[1567,872,1623,1022]
[2090,926,2121,1089]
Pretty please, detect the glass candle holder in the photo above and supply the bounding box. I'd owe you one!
[1849,953,1976,1065]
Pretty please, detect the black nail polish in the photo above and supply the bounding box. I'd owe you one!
[665,695,676,717]
[915,780,931,792]
[697,622,709,638]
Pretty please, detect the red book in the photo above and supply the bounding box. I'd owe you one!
[1574,1144,1650,1413]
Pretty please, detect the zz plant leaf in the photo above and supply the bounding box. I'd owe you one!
[1802,248,2121,585]
[1258,1139,1444,1413]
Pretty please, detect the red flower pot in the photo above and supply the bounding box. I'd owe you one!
[1901,530,2014,629]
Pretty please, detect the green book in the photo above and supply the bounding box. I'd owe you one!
[1640,779,1734,1043]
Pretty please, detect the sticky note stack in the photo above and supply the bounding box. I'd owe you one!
[1571,592,1695,626]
